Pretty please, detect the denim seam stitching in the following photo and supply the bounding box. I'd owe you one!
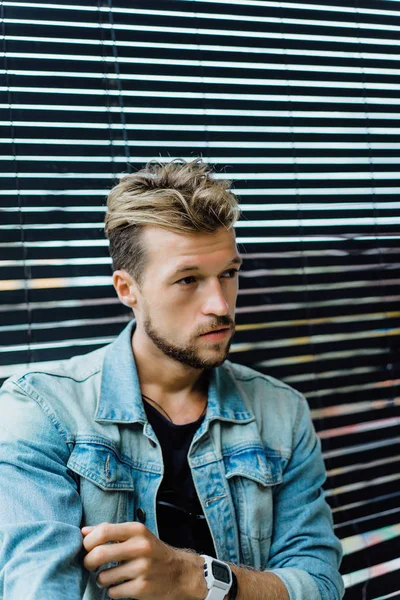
[234,374,304,400]
[16,369,101,385]
[292,394,306,450]
[71,442,162,473]
[12,380,70,443]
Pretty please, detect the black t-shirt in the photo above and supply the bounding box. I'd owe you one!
[143,399,216,557]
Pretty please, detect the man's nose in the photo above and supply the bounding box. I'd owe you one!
[201,279,229,316]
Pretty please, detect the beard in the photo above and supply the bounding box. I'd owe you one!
[143,314,235,370]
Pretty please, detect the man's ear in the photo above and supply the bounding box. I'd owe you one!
[112,269,139,308]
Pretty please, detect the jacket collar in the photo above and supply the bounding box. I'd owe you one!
[95,319,253,425]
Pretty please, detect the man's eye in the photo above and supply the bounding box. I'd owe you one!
[221,269,239,278]
[176,276,197,285]
[176,270,239,285]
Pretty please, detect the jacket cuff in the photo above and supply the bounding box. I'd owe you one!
[265,567,322,600]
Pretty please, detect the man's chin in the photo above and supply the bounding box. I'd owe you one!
[196,346,231,369]
[142,316,232,369]
[203,357,229,369]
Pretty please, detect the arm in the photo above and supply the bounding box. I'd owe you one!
[81,522,289,600]
[0,378,86,599]
[80,395,343,600]
[182,394,343,600]
[263,394,345,600]
[229,567,289,600]
[186,556,291,600]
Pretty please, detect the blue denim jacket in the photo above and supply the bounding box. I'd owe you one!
[0,320,344,600]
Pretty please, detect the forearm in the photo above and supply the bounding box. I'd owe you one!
[230,565,290,600]
[183,553,289,600]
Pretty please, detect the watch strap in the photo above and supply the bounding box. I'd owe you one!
[229,571,238,600]
[204,586,228,600]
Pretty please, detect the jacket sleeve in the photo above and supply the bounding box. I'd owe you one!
[0,377,87,599]
[265,393,345,600]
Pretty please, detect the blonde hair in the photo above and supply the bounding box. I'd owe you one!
[105,158,240,284]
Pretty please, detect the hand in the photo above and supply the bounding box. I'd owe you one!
[81,521,206,600]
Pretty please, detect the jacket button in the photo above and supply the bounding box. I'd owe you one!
[136,508,146,523]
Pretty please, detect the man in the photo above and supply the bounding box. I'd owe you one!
[0,159,344,600]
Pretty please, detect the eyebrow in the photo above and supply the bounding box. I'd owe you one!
[172,256,243,276]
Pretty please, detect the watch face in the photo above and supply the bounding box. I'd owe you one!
[212,561,230,584]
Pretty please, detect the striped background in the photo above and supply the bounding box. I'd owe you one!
[1,1,400,597]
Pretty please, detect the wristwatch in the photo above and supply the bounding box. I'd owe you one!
[201,555,233,600]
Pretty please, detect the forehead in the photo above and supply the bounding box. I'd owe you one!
[141,225,238,273]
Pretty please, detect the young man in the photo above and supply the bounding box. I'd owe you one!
[0,159,344,600]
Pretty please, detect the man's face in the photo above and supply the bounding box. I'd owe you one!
[133,225,241,369]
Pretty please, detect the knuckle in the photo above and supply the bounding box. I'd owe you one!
[97,570,107,585]
[136,557,151,574]
[97,522,111,540]
[143,557,152,573]
[137,538,151,556]
[133,522,147,535]
[136,578,150,595]
[92,545,107,564]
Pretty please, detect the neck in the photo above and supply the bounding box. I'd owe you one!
[131,326,209,424]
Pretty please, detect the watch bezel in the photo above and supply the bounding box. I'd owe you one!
[211,560,231,584]
[201,554,233,599]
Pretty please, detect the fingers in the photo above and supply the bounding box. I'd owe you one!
[83,533,152,572]
[81,521,164,598]
[83,541,123,572]
[81,525,95,536]
[90,561,145,600]
[82,521,148,552]
[96,559,148,588]
[107,578,143,600]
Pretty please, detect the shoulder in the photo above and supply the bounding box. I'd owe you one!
[222,360,308,450]
[1,345,108,438]
[223,359,304,403]
[5,344,106,397]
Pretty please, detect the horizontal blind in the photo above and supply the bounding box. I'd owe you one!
[1,1,400,597]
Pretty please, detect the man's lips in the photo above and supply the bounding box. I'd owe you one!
[200,327,231,337]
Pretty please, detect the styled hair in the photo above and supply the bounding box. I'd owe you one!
[104,158,240,285]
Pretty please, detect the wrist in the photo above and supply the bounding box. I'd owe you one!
[176,550,208,600]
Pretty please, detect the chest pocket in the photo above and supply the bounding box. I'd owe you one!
[68,442,134,491]
[67,441,135,526]
[224,445,283,547]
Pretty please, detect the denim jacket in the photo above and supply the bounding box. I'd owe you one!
[0,320,344,600]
